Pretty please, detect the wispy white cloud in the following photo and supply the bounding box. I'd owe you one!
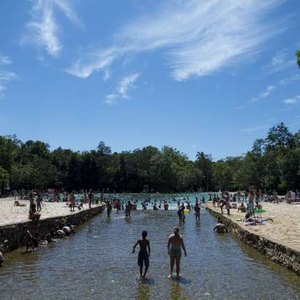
[0,71,17,99]
[283,95,300,105]
[0,54,11,65]
[264,50,295,73]
[249,85,275,103]
[67,0,283,81]
[279,74,300,85]
[22,0,80,57]
[65,47,118,78]
[105,73,140,105]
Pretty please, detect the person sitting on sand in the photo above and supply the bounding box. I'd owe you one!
[14,200,26,207]
[132,230,151,278]
[214,218,228,233]
[238,202,246,213]
[255,201,262,209]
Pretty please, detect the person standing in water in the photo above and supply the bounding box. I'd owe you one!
[167,227,187,279]
[106,201,112,217]
[132,231,151,278]
[214,217,228,233]
[194,202,200,221]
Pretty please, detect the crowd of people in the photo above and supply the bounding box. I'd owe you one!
[1,188,296,275]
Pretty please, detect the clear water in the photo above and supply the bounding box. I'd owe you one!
[0,209,300,300]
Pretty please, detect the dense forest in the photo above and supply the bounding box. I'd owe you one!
[0,122,299,195]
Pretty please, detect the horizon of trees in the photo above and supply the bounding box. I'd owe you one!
[0,122,299,195]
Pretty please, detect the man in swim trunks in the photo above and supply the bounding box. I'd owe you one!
[214,218,228,233]
[167,227,187,279]
[132,231,151,278]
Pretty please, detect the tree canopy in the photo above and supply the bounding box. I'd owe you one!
[0,123,299,194]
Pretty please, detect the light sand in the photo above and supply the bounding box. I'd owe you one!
[0,197,102,226]
[1,197,300,253]
[206,202,300,252]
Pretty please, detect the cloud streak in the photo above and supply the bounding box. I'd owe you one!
[249,85,275,103]
[0,71,17,99]
[0,54,11,65]
[264,50,295,73]
[105,73,140,105]
[22,0,80,57]
[283,95,300,105]
[67,0,283,81]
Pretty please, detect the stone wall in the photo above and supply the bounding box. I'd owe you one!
[0,205,105,253]
[206,207,300,276]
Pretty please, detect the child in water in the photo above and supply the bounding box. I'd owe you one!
[132,231,151,278]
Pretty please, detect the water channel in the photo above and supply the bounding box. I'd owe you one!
[0,208,300,299]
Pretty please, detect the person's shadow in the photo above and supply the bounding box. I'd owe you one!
[136,278,154,300]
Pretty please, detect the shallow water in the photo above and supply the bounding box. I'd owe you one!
[1,209,300,300]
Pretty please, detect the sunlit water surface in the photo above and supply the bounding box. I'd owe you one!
[1,209,300,300]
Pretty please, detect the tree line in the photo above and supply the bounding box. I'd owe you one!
[0,123,299,195]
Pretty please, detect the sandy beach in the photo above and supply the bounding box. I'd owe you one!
[0,197,102,226]
[206,201,300,252]
[1,197,300,253]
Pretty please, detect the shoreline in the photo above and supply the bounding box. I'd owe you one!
[0,197,105,253]
[205,202,300,275]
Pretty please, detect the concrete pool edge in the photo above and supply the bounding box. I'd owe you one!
[0,204,105,253]
[206,206,300,276]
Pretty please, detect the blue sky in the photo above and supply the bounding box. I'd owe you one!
[0,0,299,160]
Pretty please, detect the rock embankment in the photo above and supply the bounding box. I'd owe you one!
[206,206,300,276]
[0,204,105,253]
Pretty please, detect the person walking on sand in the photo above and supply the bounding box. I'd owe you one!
[36,193,43,212]
[69,191,76,212]
[168,227,187,279]
[88,189,93,209]
[132,231,151,278]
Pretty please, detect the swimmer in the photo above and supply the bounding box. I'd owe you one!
[214,218,228,233]
[167,227,187,279]
[132,231,151,278]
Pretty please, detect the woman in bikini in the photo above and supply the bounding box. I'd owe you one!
[167,227,187,279]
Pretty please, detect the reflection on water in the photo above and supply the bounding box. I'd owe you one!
[0,209,300,300]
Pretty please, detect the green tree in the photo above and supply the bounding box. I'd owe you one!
[195,152,213,191]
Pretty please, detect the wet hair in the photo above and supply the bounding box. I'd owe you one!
[142,231,147,238]
[173,227,179,234]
